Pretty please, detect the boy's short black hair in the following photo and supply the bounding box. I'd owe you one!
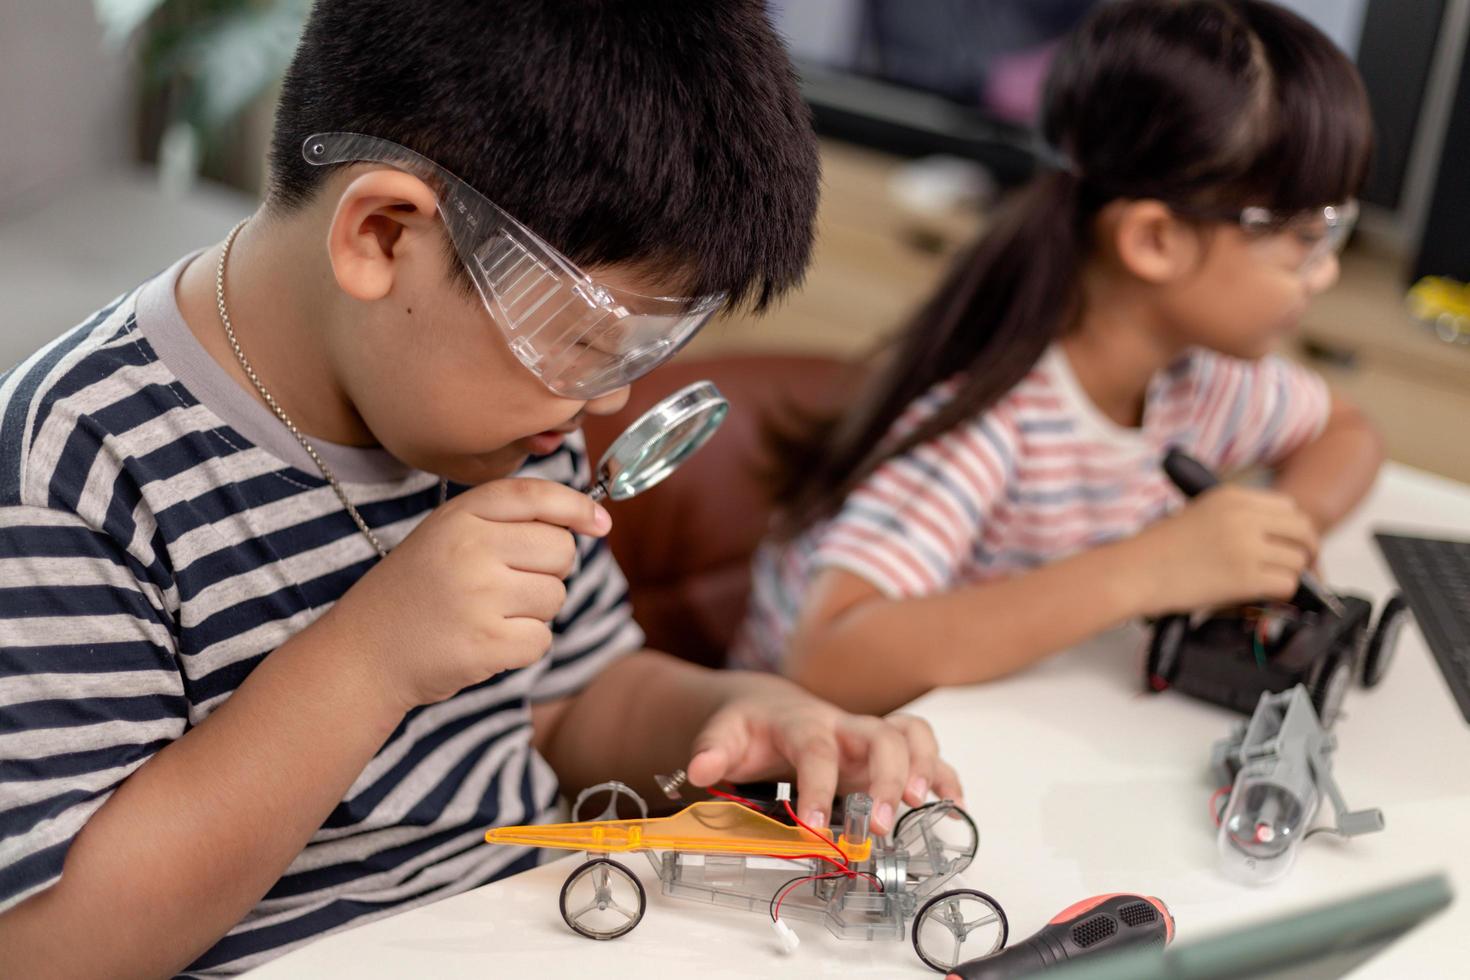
[267,0,820,310]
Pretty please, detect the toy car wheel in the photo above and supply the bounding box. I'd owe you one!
[894,801,979,891]
[1310,651,1352,728]
[559,858,646,940]
[912,888,1008,973]
[1361,594,1408,688]
[1145,614,1190,692]
[571,781,648,822]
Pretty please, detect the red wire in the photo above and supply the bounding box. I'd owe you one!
[782,799,853,869]
[1209,785,1232,827]
[773,871,848,921]
[771,870,885,922]
[761,852,850,872]
[707,786,761,808]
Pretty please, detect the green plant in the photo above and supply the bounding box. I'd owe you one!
[94,0,308,178]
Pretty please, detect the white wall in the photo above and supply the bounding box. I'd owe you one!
[0,0,132,219]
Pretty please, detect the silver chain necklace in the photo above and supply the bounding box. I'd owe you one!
[215,218,446,559]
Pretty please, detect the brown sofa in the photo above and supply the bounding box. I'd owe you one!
[581,354,852,668]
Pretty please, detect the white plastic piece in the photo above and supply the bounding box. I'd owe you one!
[772,918,801,954]
[775,782,792,802]
[888,154,996,215]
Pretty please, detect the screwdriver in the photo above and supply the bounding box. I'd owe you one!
[947,893,1173,979]
[1162,448,1345,617]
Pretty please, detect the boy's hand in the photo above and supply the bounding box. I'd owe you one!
[1125,485,1318,617]
[327,478,611,712]
[681,673,963,836]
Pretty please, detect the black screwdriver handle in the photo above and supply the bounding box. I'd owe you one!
[1163,448,1219,498]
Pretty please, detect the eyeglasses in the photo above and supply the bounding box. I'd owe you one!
[1173,200,1358,274]
[303,133,725,400]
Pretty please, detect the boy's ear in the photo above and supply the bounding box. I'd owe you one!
[1107,199,1201,285]
[325,170,442,302]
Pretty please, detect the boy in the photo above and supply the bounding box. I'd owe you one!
[0,2,960,975]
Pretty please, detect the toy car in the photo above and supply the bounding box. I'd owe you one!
[1144,587,1408,727]
[484,780,1008,973]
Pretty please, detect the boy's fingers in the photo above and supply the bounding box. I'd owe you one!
[686,709,749,788]
[491,523,579,576]
[887,713,940,806]
[931,761,966,811]
[685,747,730,789]
[503,571,567,623]
[782,722,840,829]
[457,478,611,536]
[493,618,555,665]
[846,718,907,835]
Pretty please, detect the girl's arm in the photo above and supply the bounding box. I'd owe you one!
[784,483,1321,714]
[1271,393,1385,533]
[785,550,1149,714]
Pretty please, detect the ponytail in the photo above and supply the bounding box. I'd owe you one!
[768,170,1092,539]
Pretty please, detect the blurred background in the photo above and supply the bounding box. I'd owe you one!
[2,0,1468,481]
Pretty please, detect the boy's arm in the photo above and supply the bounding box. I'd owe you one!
[530,650,963,833]
[0,478,609,979]
[0,608,406,980]
[1271,392,1385,532]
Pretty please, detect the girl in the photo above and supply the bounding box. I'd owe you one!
[732,0,1385,714]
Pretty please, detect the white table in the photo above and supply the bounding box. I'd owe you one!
[248,463,1470,979]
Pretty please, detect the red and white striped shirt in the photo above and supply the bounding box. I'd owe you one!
[732,344,1330,671]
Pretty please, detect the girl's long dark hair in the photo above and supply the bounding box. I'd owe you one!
[768,0,1373,540]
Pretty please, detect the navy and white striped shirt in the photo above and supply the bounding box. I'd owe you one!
[0,255,643,975]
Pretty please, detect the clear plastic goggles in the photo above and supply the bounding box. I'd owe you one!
[1237,199,1358,274]
[303,132,725,399]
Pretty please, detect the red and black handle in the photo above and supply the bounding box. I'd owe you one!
[947,893,1173,979]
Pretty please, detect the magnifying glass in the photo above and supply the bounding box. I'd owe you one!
[588,381,730,502]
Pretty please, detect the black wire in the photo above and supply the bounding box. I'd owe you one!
[768,869,885,923]
[770,874,812,922]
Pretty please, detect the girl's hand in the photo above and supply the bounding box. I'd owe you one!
[1123,485,1318,617]
[680,673,964,835]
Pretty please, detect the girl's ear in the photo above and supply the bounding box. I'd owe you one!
[1108,199,1201,285]
[325,170,441,302]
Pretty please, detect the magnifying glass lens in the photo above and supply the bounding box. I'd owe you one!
[590,381,729,502]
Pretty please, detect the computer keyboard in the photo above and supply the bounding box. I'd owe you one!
[1374,532,1470,724]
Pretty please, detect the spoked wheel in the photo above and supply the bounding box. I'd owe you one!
[559,858,646,940]
[911,888,1008,973]
[571,780,648,822]
[894,801,979,898]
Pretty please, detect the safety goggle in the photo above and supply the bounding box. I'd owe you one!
[1236,199,1358,274]
[1176,199,1358,275]
[303,132,725,399]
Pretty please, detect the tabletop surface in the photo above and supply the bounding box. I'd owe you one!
[247,463,1470,979]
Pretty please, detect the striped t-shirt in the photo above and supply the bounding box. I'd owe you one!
[0,255,643,975]
[733,343,1330,671]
